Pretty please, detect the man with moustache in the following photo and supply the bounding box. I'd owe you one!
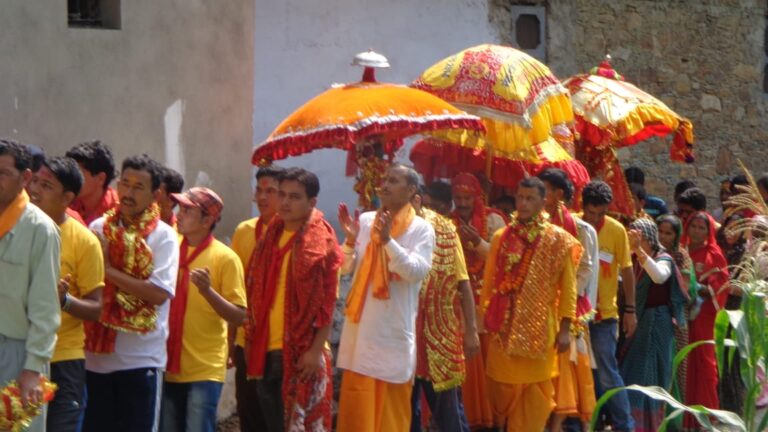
[481,177,581,431]
[0,140,61,432]
[336,164,435,431]
[83,154,179,432]
[451,172,507,430]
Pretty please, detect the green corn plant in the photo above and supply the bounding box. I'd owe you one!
[589,161,768,431]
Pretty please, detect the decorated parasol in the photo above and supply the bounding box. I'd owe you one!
[563,55,695,217]
[251,50,485,209]
[410,44,590,192]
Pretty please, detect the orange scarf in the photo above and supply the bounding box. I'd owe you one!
[85,203,160,354]
[0,190,28,240]
[345,204,415,323]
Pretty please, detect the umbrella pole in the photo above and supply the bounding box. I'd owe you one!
[485,143,494,204]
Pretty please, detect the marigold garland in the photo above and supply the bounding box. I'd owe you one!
[0,378,56,432]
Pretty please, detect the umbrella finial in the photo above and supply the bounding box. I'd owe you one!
[590,53,624,81]
[352,50,390,83]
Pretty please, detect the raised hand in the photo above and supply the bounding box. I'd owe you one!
[337,203,360,244]
[190,268,212,293]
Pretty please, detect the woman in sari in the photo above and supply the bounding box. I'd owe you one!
[684,211,730,429]
[716,213,747,414]
[619,218,687,431]
[657,215,694,403]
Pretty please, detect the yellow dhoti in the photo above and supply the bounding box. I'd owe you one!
[553,334,596,421]
[488,378,555,431]
[337,370,412,432]
[461,333,495,429]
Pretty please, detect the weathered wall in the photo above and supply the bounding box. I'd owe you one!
[253,0,497,224]
[0,1,254,238]
[490,0,768,207]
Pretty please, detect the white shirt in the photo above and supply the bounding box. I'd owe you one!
[575,218,599,308]
[640,254,673,284]
[337,211,435,383]
[85,218,179,373]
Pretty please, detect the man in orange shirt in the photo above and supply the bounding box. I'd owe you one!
[481,177,580,431]
[66,140,119,225]
[245,167,342,431]
[230,165,284,431]
[162,187,247,432]
[451,173,507,430]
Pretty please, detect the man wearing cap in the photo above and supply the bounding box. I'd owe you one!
[161,187,247,432]
[451,172,507,430]
[83,154,179,432]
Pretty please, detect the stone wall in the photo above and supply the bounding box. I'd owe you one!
[490,0,768,208]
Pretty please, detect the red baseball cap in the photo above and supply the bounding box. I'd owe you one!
[171,187,224,221]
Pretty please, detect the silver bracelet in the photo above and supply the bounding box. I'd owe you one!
[62,293,73,312]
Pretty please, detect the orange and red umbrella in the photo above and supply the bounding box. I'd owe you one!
[410,44,589,191]
[251,53,484,166]
[563,56,695,217]
[251,51,485,209]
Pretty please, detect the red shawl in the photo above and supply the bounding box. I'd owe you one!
[166,234,215,374]
[685,212,729,308]
[70,187,119,226]
[245,209,342,430]
[451,173,509,299]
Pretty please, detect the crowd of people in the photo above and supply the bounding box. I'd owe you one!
[1,136,766,432]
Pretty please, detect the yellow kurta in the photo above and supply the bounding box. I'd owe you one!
[480,220,579,431]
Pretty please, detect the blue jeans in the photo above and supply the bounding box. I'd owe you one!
[590,320,634,431]
[410,378,470,432]
[161,381,223,432]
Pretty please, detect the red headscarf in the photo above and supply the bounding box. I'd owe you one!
[451,173,487,230]
[451,172,509,231]
[684,212,729,308]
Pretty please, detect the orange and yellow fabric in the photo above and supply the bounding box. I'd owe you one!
[53,217,105,363]
[480,213,580,431]
[337,370,412,432]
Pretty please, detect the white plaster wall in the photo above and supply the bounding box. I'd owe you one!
[253,0,498,223]
[0,0,254,239]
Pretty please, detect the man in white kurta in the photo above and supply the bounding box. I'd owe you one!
[336,164,435,432]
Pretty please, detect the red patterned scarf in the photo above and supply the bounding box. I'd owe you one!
[246,225,297,378]
[246,209,342,430]
[484,212,547,332]
[85,203,160,354]
[166,234,215,374]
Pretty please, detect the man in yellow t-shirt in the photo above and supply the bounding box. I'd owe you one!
[578,180,636,432]
[27,156,105,432]
[229,165,284,432]
[161,187,247,432]
[480,177,581,431]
